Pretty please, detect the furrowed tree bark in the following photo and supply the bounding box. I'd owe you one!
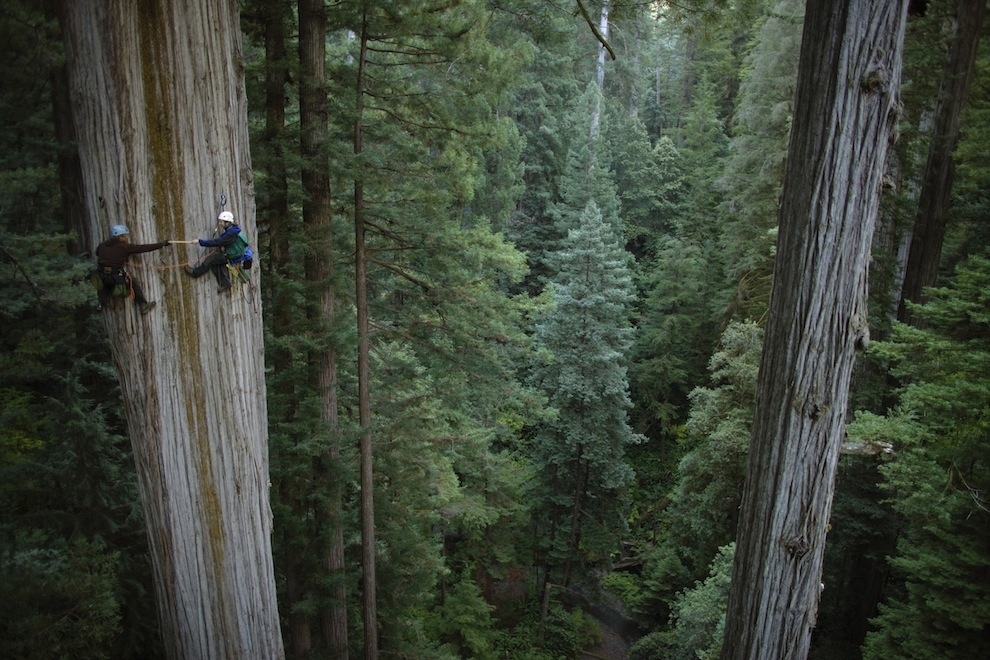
[897,0,986,327]
[56,1,284,657]
[299,0,350,655]
[720,2,908,659]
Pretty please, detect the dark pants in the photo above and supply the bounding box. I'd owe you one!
[98,268,147,306]
[190,252,231,289]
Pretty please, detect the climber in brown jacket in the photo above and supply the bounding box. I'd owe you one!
[95,224,171,314]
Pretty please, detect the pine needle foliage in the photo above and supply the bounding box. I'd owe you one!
[530,201,641,579]
[861,254,990,659]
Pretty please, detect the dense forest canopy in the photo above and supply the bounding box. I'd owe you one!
[1,0,987,658]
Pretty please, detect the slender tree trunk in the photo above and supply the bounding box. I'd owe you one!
[897,0,986,326]
[285,563,312,654]
[721,2,907,659]
[355,10,379,658]
[561,453,588,590]
[590,1,609,139]
[56,1,284,657]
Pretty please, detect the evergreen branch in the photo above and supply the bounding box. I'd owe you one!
[0,245,45,302]
[365,44,455,62]
[575,0,616,61]
[951,463,989,514]
[361,85,434,100]
[363,219,410,244]
[366,53,454,68]
[363,103,469,135]
[369,258,432,292]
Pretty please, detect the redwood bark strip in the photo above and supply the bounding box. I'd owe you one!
[721,2,908,659]
[56,1,284,657]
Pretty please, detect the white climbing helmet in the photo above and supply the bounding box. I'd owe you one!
[110,224,129,237]
[218,211,235,224]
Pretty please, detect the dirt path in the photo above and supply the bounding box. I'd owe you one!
[581,622,631,659]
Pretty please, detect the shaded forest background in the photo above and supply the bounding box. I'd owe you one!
[1,0,987,658]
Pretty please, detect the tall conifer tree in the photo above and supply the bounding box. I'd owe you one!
[328,1,537,653]
[531,201,640,590]
[861,255,990,659]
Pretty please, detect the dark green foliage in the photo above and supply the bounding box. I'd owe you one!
[631,234,718,435]
[664,543,734,660]
[630,630,676,660]
[717,0,803,319]
[530,201,640,579]
[0,538,121,660]
[946,22,990,265]
[633,322,761,625]
[0,376,147,657]
[502,6,584,294]
[0,2,160,653]
[671,322,760,565]
[0,1,61,233]
[492,598,593,660]
[550,83,622,236]
[628,545,734,659]
[432,569,497,658]
[813,414,902,657]
[606,112,684,257]
[860,255,990,659]
[249,1,545,653]
[636,542,693,622]
[629,75,732,439]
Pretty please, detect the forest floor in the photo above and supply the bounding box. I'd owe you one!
[581,622,631,659]
[580,591,640,659]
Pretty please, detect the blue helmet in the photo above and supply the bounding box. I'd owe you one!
[110,224,130,237]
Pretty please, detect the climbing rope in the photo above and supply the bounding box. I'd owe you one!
[123,194,258,310]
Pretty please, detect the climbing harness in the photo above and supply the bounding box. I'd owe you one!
[100,192,259,312]
[89,266,134,299]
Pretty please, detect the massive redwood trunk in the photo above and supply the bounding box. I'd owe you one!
[56,1,284,657]
[721,2,908,659]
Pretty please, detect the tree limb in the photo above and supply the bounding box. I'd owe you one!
[0,245,45,302]
[576,0,616,61]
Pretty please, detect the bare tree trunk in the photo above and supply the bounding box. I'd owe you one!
[561,449,588,590]
[56,1,284,657]
[285,561,312,654]
[721,2,907,659]
[298,0,350,656]
[897,0,986,326]
[589,1,609,140]
[355,10,379,658]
